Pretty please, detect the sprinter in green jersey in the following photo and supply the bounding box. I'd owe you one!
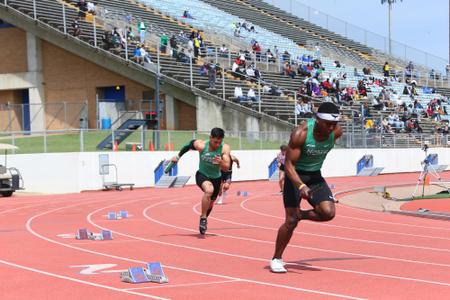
[271,102,343,273]
[170,128,231,235]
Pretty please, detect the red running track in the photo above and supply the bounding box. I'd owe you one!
[1,172,450,299]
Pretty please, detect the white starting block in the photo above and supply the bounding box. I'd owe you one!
[120,262,168,284]
[76,229,113,241]
[108,211,129,220]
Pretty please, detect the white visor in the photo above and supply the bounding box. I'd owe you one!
[316,112,340,122]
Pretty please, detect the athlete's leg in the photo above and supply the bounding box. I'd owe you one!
[300,200,335,221]
[273,207,300,259]
[200,181,214,218]
[300,181,336,221]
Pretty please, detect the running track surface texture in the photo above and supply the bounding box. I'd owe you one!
[1,172,450,300]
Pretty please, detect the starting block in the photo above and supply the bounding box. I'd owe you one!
[120,262,168,284]
[107,211,129,220]
[237,191,249,197]
[76,229,112,241]
[76,228,90,240]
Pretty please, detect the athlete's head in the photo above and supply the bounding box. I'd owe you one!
[209,127,225,150]
[315,102,340,135]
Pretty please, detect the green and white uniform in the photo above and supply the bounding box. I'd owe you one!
[196,140,223,200]
[284,119,335,207]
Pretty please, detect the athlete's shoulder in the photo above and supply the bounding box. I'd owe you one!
[222,143,231,153]
[194,139,206,151]
[290,122,308,147]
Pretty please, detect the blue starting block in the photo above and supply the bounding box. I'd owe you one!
[127,267,151,284]
[146,262,168,283]
[120,262,168,284]
[237,191,249,197]
[107,212,117,220]
[107,211,129,220]
[102,230,113,240]
[76,228,90,240]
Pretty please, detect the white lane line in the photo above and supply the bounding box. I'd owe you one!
[0,259,169,300]
[124,279,240,291]
[241,197,450,240]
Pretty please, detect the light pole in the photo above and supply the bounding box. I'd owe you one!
[381,0,403,55]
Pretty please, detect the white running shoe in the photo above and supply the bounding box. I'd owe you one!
[270,258,287,273]
[216,196,223,205]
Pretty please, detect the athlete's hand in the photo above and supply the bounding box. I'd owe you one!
[212,155,222,165]
[299,185,312,200]
[170,156,179,163]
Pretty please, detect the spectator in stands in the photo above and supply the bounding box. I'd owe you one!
[246,65,256,81]
[247,88,259,102]
[266,49,276,63]
[357,80,367,97]
[219,44,228,57]
[140,45,152,64]
[133,45,144,65]
[159,33,168,53]
[362,67,371,75]
[169,35,177,50]
[126,27,135,41]
[193,37,200,58]
[284,63,296,79]
[282,51,291,62]
[252,42,262,61]
[87,1,96,14]
[300,99,313,117]
[234,86,246,103]
[382,117,394,133]
[102,31,114,51]
[383,62,390,77]
[208,62,217,89]
[442,124,449,135]
[182,10,195,19]
[314,43,321,59]
[446,64,450,78]
[71,18,81,38]
[406,61,414,72]
[273,46,279,59]
[77,0,88,17]
[429,69,436,80]
[295,100,303,116]
[333,60,341,68]
[176,48,190,64]
[139,21,146,44]
[199,62,209,76]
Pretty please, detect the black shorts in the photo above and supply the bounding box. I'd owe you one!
[195,171,222,201]
[283,170,334,208]
[279,164,285,171]
[221,171,232,183]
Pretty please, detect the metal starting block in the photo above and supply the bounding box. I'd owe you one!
[237,191,249,196]
[76,228,90,240]
[76,229,112,240]
[107,211,129,220]
[120,262,168,284]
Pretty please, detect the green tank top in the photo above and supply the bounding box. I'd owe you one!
[199,140,223,179]
[296,119,334,172]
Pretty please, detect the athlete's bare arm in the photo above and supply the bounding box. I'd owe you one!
[171,139,205,163]
[284,122,311,199]
[217,144,231,171]
[231,155,240,168]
